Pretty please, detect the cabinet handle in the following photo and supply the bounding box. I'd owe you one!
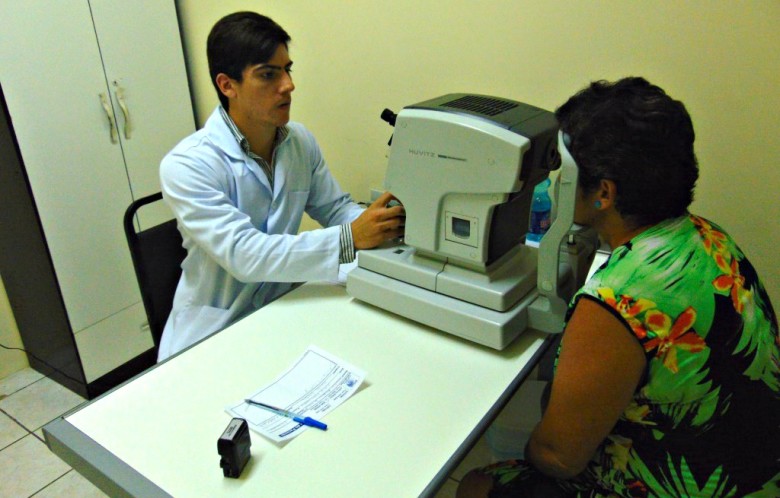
[99,93,118,144]
[114,82,132,140]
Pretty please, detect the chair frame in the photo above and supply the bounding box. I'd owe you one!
[123,192,185,351]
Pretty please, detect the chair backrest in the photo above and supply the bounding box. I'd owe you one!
[123,192,186,351]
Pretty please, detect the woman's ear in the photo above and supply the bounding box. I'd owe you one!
[596,178,617,210]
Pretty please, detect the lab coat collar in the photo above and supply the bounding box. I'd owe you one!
[270,130,293,197]
[208,105,292,161]
[204,107,271,192]
[204,106,245,162]
[205,106,292,195]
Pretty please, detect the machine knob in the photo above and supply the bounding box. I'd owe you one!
[380,108,397,126]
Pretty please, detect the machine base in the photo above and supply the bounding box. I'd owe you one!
[346,266,540,350]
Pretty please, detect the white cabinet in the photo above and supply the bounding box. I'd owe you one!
[0,0,194,397]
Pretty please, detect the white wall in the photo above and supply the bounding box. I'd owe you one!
[177,0,780,306]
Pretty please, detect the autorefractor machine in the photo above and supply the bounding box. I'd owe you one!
[346,94,598,349]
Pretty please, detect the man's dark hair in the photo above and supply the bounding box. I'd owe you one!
[207,12,291,110]
[556,77,698,227]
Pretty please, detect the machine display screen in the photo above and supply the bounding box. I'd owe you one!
[452,217,471,238]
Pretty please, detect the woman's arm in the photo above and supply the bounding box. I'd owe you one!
[525,297,646,479]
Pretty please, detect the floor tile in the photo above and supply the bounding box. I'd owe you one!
[0,367,44,398]
[0,411,27,450]
[0,434,70,498]
[32,469,108,498]
[0,376,85,431]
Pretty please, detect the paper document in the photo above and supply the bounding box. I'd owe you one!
[226,345,366,442]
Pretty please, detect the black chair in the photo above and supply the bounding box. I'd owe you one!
[123,192,186,352]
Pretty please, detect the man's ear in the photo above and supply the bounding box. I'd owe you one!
[597,178,618,210]
[215,73,236,99]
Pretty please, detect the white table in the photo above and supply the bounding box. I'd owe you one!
[44,283,551,497]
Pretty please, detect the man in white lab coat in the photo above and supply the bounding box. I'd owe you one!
[157,12,403,360]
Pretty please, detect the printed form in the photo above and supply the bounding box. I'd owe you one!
[226,345,366,442]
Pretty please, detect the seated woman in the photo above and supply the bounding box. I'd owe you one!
[457,77,779,498]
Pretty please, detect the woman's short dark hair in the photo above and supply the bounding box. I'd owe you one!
[207,12,291,110]
[555,77,698,227]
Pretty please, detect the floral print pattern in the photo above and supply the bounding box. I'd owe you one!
[575,215,780,497]
[480,215,780,497]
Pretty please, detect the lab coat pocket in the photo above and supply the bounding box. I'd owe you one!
[170,304,233,353]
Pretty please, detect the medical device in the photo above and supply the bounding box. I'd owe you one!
[346,94,597,349]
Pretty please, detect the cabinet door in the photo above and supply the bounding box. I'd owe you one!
[90,0,195,229]
[0,1,140,334]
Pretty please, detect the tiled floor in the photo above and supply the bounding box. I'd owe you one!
[0,367,509,498]
[0,368,107,498]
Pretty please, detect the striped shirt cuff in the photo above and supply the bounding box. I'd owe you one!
[339,224,356,264]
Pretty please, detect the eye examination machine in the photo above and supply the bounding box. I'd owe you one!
[346,94,598,349]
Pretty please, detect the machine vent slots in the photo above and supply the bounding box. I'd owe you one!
[442,95,518,116]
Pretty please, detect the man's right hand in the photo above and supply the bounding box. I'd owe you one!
[351,192,405,250]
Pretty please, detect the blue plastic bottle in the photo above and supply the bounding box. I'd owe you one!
[526,178,552,243]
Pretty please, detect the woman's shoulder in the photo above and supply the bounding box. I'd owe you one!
[577,212,773,344]
[575,215,725,336]
[589,215,716,286]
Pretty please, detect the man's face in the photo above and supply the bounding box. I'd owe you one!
[229,43,295,131]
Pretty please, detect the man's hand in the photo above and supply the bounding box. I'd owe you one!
[351,192,405,250]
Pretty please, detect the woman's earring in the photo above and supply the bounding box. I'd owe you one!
[594,201,602,209]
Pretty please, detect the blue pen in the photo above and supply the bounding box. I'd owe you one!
[244,399,328,431]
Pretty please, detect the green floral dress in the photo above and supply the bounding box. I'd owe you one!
[482,214,780,497]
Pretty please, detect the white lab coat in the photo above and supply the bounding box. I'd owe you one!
[157,107,364,360]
